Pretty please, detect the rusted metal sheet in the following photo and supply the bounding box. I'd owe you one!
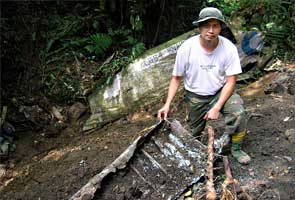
[93,120,208,200]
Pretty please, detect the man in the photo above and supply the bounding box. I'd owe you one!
[157,7,251,164]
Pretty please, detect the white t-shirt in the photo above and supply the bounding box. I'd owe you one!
[172,35,242,95]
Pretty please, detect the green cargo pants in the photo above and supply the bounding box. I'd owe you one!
[184,90,247,137]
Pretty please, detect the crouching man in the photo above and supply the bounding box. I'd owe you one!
[157,7,250,164]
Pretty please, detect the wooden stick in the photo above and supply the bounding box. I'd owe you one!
[206,126,216,200]
[221,156,237,200]
[222,156,253,200]
[223,156,233,183]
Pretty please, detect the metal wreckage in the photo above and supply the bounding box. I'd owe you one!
[70,120,240,200]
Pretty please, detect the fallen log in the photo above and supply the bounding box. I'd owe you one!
[206,126,216,200]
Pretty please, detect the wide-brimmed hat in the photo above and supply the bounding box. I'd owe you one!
[192,7,226,26]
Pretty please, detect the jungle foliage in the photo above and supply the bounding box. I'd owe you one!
[207,0,295,59]
[1,0,294,104]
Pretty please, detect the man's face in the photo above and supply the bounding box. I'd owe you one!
[199,19,222,42]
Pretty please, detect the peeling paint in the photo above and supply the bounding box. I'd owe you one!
[168,133,202,160]
[164,143,191,168]
[103,74,122,101]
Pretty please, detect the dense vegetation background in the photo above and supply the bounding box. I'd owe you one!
[1,0,294,106]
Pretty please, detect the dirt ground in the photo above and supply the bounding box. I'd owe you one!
[0,68,295,200]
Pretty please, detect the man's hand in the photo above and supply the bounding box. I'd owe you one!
[157,104,170,121]
[204,75,237,121]
[157,76,181,121]
[204,107,220,120]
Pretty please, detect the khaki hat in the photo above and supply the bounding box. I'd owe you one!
[192,7,226,26]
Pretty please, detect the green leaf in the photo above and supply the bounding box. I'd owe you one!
[85,45,95,53]
[85,33,112,56]
[131,42,145,59]
[130,15,135,30]
[134,15,142,31]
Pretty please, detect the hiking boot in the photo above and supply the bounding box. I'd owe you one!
[231,130,251,164]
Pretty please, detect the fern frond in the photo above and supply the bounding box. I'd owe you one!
[85,33,112,56]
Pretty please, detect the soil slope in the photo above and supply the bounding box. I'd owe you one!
[0,69,294,200]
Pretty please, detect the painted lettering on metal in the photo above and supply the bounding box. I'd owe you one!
[133,41,184,72]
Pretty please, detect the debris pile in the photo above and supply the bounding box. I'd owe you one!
[71,120,253,200]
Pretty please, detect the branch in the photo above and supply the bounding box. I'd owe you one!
[221,156,237,200]
[206,126,216,200]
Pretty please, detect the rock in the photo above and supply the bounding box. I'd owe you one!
[51,106,64,121]
[264,82,286,94]
[287,76,295,95]
[264,72,295,95]
[68,102,87,121]
[285,129,295,144]
[18,105,51,124]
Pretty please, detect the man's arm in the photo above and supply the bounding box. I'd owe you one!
[157,76,182,120]
[204,75,237,120]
